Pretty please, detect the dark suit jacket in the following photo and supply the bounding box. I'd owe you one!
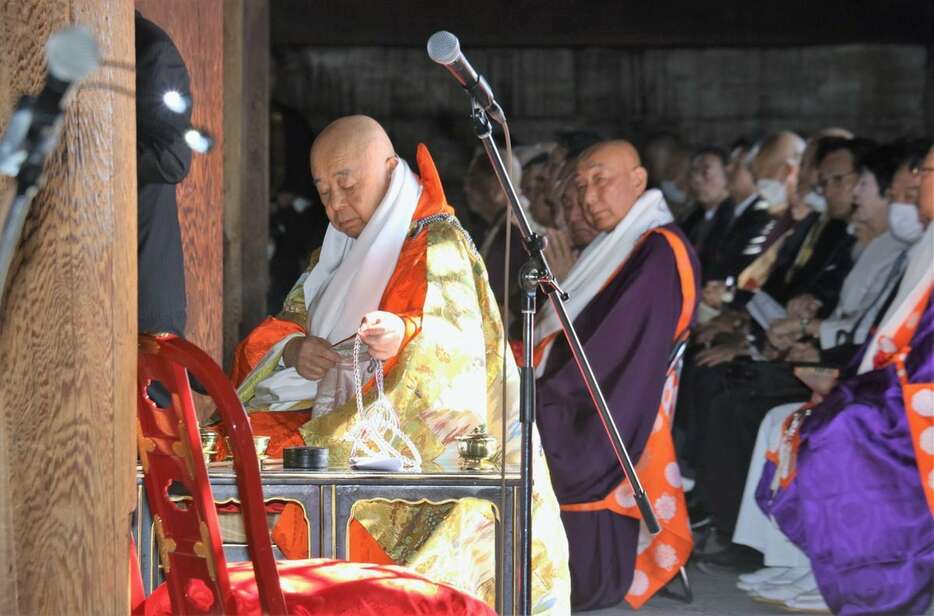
[680,198,732,259]
[136,12,192,335]
[704,196,776,282]
[760,213,854,317]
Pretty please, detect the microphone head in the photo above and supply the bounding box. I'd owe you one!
[427,31,460,65]
[46,25,101,82]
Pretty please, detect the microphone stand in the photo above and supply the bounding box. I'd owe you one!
[0,98,67,318]
[467,101,660,615]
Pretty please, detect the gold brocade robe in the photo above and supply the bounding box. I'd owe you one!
[235,145,570,613]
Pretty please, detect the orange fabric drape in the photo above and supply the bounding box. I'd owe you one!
[348,519,396,566]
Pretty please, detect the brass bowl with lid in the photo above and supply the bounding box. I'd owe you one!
[456,425,497,469]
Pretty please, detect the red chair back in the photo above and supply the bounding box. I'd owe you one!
[137,334,288,615]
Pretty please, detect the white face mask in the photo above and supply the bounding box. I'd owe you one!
[660,179,687,205]
[803,191,827,214]
[888,202,925,244]
[756,178,787,208]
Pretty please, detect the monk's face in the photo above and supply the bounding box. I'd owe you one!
[312,143,397,238]
[560,176,598,248]
[918,148,934,223]
[576,144,648,232]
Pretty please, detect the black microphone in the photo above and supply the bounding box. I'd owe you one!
[427,31,505,125]
[0,25,100,181]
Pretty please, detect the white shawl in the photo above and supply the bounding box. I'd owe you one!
[251,159,422,407]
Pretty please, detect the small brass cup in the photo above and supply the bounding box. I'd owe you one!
[199,429,218,465]
[456,425,497,470]
[253,435,271,458]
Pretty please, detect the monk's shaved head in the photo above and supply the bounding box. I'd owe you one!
[582,140,643,169]
[312,115,395,166]
[575,140,649,231]
[310,115,399,238]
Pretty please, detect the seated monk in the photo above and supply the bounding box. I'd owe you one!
[758,146,934,614]
[534,140,701,610]
[223,115,570,612]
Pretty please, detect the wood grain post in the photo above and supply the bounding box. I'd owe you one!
[0,1,136,613]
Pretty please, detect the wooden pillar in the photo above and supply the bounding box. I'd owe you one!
[135,0,225,368]
[0,1,136,613]
[223,0,269,368]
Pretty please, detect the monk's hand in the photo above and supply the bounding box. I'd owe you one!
[543,228,575,281]
[282,335,340,381]
[794,366,839,396]
[359,311,405,360]
[786,294,820,320]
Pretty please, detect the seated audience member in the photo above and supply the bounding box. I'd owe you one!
[268,104,328,309]
[643,133,693,220]
[535,140,700,610]
[730,139,933,611]
[758,144,934,615]
[462,149,526,317]
[693,142,917,554]
[541,149,601,282]
[674,137,869,520]
[225,115,571,611]
[530,129,604,229]
[679,146,733,259]
[700,141,776,284]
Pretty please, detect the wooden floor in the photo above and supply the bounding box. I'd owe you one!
[584,562,798,616]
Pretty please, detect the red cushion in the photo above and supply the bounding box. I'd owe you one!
[143,558,496,615]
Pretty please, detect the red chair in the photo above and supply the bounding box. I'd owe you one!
[135,333,495,615]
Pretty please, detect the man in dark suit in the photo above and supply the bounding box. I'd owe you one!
[680,146,732,264]
[702,142,776,283]
[136,11,192,336]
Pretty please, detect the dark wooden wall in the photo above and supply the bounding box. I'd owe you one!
[0,1,137,613]
[135,0,224,371]
[273,43,929,211]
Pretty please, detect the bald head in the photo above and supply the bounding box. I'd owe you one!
[311,115,399,237]
[751,131,806,181]
[575,140,649,232]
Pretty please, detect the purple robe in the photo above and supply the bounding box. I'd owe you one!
[536,223,700,611]
[758,295,934,615]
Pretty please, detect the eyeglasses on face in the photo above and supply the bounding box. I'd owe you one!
[816,171,858,194]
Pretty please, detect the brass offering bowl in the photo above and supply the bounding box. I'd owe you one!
[253,435,271,459]
[456,425,497,469]
[199,429,219,465]
[223,435,272,461]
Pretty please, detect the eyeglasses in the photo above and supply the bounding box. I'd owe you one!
[816,171,858,194]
